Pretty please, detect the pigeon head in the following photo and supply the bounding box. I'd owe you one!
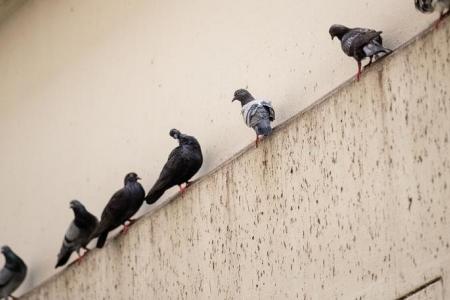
[170,129,199,147]
[70,199,84,210]
[1,245,11,255]
[232,89,255,106]
[169,129,181,139]
[415,0,434,13]
[1,246,17,261]
[329,24,350,40]
[124,172,141,185]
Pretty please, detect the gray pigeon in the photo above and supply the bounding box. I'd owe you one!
[90,172,145,248]
[0,246,27,300]
[55,200,98,268]
[145,129,203,204]
[232,89,275,147]
[415,0,450,26]
[329,24,392,81]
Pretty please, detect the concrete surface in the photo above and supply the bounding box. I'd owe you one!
[19,18,450,300]
[0,0,442,293]
[0,0,27,25]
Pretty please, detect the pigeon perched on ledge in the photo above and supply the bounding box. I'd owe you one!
[232,89,275,147]
[0,246,27,300]
[55,200,98,268]
[91,172,145,248]
[145,129,203,204]
[415,0,450,27]
[329,24,392,81]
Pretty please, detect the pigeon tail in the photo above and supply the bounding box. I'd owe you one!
[55,247,72,268]
[96,232,108,249]
[363,40,391,57]
[254,120,272,137]
[145,187,166,204]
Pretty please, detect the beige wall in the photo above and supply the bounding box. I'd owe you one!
[19,18,450,299]
[0,0,442,296]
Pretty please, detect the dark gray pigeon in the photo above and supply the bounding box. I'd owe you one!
[55,200,98,268]
[415,0,450,26]
[329,24,392,81]
[0,246,27,300]
[232,89,275,147]
[145,129,203,204]
[90,172,145,248]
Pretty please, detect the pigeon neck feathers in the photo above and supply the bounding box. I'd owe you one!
[3,251,24,271]
[238,96,255,106]
[124,180,145,197]
[177,134,201,148]
[72,208,95,228]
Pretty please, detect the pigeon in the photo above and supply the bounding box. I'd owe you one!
[329,24,392,81]
[232,89,275,147]
[145,129,203,204]
[415,0,450,27]
[55,200,98,268]
[90,172,145,248]
[0,246,27,300]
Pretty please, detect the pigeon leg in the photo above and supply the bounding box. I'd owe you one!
[435,11,446,29]
[255,134,259,148]
[76,249,85,265]
[179,184,187,194]
[364,57,373,69]
[9,296,18,300]
[121,223,131,235]
[120,218,138,235]
[127,219,137,226]
[356,61,362,81]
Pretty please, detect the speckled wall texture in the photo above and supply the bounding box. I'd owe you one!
[22,21,450,300]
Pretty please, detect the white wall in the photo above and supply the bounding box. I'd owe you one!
[0,0,438,294]
[20,19,450,299]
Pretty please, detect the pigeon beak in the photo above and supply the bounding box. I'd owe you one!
[137,176,142,180]
[232,98,237,102]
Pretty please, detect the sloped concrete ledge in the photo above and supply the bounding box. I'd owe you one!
[23,20,450,299]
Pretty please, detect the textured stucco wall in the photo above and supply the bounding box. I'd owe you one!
[0,0,441,293]
[20,19,450,300]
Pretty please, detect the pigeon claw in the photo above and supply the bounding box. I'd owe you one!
[179,184,187,194]
[255,135,263,148]
[121,223,131,235]
[76,254,85,265]
[435,11,449,29]
[120,219,138,234]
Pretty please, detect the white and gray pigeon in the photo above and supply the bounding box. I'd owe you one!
[232,89,275,147]
[329,24,392,81]
[0,246,27,300]
[415,0,450,26]
[55,200,98,268]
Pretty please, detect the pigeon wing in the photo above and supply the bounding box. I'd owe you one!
[348,31,383,56]
[145,146,185,203]
[64,222,81,245]
[0,267,13,288]
[261,102,275,121]
[91,188,129,237]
